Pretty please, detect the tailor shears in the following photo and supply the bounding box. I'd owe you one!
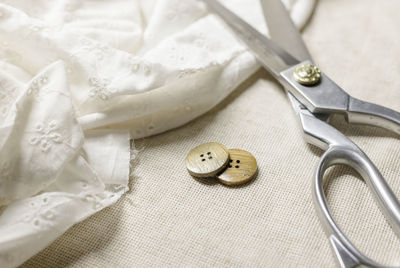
[201,0,400,267]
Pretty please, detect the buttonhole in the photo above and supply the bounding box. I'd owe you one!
[200,154,204,157]
[236,160,240,163]
[229,159,233,163]
[228,165,232,168]
[235,165,239,168]
[202,159,206,162]
[208,156,212,159]
[207,152,211,155]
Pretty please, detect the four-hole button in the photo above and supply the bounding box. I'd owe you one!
[185,142,230,178]
[217,149,257,186]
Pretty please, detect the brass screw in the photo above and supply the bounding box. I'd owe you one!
[293,64,321,86]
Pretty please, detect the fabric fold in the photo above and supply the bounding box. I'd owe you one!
[0,61,83,206]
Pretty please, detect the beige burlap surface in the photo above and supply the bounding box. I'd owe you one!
[22,0,400,267]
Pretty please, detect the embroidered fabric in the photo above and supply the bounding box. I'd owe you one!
[0,0,315,267]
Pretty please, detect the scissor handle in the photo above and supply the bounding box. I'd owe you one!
[347,97,400,135]
[314,145,400,268]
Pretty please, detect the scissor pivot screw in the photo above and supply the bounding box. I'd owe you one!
[293,64,321,86]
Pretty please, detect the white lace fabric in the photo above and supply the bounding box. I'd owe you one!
[0,0,315,267]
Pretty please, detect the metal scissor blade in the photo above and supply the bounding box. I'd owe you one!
[202,0,300,77]
[260,0,313,62]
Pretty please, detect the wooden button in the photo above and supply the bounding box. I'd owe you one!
[217,149,257,186]
[186,142,230,178]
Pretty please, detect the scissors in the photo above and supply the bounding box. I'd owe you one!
[201,0,400,267]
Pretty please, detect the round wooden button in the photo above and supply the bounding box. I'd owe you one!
[217,149,257,186]
[186,142,230,178]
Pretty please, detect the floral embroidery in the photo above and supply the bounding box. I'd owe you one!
[88,77,116,101]
[29,120,62,152]
[166,3,187,21]
[26,75,48,100]
[81,193,105,210]
[41,209,55,220]
[21,205,57,230]
[24,21,56,46]
[129,57,152,76]
[78,38,112,60]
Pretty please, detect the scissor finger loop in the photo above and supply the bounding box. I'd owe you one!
[314,146,400,268]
